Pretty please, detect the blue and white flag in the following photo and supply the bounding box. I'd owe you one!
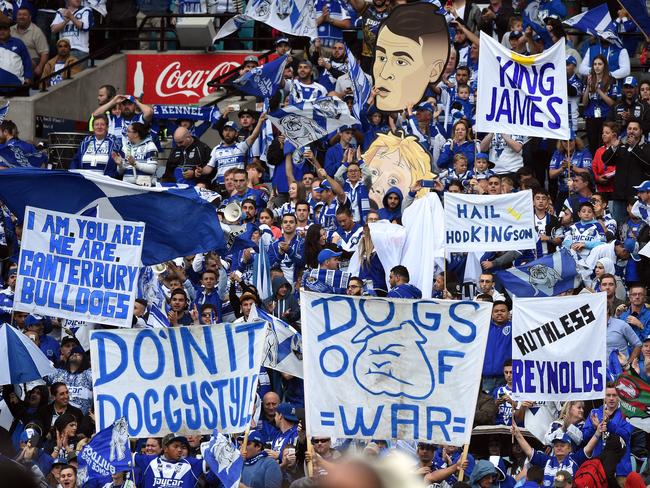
[233,54,288,99]
[0,322,56,384]
[0,100,9,122]
[202,431,243,488]
[252,239,272,301]
[564,4,623,47]
[0,169,226,265]
[137,266,170,327]
[77,418,131,484]
[346,48,371,123]
[496,249,580,298]
[153,105,222,124]
[214,0,317,41]
[251,304,303,378]
[618,0,650,40]
[269,96,357,148]
[0,140,48,169]
[259,98,274,165]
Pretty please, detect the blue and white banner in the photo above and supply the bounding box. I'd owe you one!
[444,191,536,252]
[233,54,288,99]
[0,169,226,265]
[202,431,243,488]
[214,0,317,41]
[300,292,492,444]
[496,249,580,297]
[511,293,607,401]
[251,304,303,378]
[89,321,268,437]
[14,207,144,328]
[153,105,222,123]
[77,418,131,484]
[346,48,371,123]
[476,32,570,140]
[564,4,623,47]
[0,322,56,385]
[269,96,357,149]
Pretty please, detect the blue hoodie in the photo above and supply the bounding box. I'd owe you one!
[378,187,403,222]
[482,320,512,377]
[388,283,422,299]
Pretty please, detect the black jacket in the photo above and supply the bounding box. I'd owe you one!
[602,141,650,200]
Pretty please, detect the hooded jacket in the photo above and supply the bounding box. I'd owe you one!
[263,276,300,325]
[378,187,403,223]
[387,283,422,299]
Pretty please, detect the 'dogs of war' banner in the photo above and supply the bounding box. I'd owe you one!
[90,322,267,437]
[301,292,492,445]
[511,293,607,401]
[444,191,536,252]
[475,32,570,140]
[14,207,145,328]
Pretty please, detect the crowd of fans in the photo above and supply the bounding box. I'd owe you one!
[1,0,650,487]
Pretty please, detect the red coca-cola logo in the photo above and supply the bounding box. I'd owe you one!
[154,61,239,98]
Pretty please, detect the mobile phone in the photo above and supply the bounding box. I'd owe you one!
[420,179,436,188]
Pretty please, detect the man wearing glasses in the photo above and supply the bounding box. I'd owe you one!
[619,285,650,342]
[346,277,365,297]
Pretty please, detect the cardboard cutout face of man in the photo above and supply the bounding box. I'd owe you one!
[373,3,450,112]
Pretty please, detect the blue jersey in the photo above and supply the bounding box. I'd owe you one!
[314,0,350,46]
[530,450,584,488]
[271,425,298,463]
[562,220,606,258]
[287,80,328,104]
[70,135,121,177]
[207,141,249,184]
[549,149,593,193]
[135,453,204,488]
[316,197,350,232]
[584,81,619,118]
[0,37,32,86]
[493,384,513,425]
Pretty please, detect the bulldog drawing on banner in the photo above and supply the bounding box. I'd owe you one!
[373,3,450,112]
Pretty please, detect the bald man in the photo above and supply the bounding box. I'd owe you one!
[255,391,281,442]
[163,126,212,186]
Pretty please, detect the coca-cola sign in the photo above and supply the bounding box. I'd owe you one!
[126,53,264,105]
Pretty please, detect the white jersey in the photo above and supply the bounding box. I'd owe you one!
[52,7,93,53]
[207,141,249,184]
[286,79,328,103]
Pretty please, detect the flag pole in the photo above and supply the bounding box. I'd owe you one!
[306,437,314,477]
[457,443,471,481]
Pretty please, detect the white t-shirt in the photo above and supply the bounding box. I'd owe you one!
[52,7,92,53]
[489,133,527,174]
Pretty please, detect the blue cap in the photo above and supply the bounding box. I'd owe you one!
[247,430,264,444]
[274,37,290,46]
[339,125,353,133]
[417,102,434,112]
[566,55,577,66]
[319,180,332,191]
[24,315,44,328]
[70,345,85,356]
[551,433,573,444]
[8,267,17,276]
[623,76,638,87]
[318,249,342,264]
[223,121,239,131]
[634,180,650,192]
[624,237,641,261]
[476,152,489,160]
[276,402,299,422]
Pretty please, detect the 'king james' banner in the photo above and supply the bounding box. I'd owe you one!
[301,292,492,445]
[90,322,267,437]
[511,293,607,401]
[14,207,144,328]
[444,191,536,252]
[476,32,570,140]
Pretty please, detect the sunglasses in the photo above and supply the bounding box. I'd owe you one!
[312,439,330,444]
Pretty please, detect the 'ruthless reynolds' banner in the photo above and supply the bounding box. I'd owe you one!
[90,322,267,437]
[511,293,607,401]
[476,32,570,140]
[14,207,144,327]
[444,191,536,252]
[301,292,492,445]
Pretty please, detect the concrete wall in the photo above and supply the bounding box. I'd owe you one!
[6,54,127,141]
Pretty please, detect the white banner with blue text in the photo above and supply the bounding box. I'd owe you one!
[476,32,570,140]
[444,191,536,252]
[301,292,492,445]
[511,293,607,401]
[89,322,268,437]
[14,207,144,327]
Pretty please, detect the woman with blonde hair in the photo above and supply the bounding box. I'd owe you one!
[544,401,585,447]
[356,210,387,296]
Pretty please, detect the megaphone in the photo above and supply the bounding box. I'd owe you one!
[223,202,243,224]
[151,263,167,275]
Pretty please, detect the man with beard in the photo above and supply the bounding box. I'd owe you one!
[347,0,391,73]
[46,345,93,414]
[92,93,154,147]
[285,60,328,104]
[607,76,650,136]
[199,115,266,188]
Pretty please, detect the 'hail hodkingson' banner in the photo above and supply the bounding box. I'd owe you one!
[14,207,144,328]
[90,322,268,437]
[301,292,492,445]
[476,32,570,140]
[511,293,607,401]
[444,191,536,252]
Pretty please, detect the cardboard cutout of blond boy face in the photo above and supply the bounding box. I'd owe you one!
[373,3,451,112]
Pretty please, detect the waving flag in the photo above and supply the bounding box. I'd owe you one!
[347,48,372,123]
[252,238,272,301]
[214,0,317,41]
[233,54,288,99]
[0,140,48,169]
[259,98,274,165]
[202,431,243,488]
[77,419,131,484]
[269,96,357,148]
[0,323,56,384]
[564,4,623,47]
[0,169,226,265]
[251,304,303,378]
[617,0,650,40]
[496,249,580,297]
[615,369,650,431]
